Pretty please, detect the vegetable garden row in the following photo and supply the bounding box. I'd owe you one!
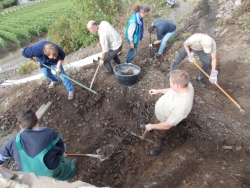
[0,0,74,50]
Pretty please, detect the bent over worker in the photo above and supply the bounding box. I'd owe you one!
[148,19,177,59]
[87,20,122,75]
[142,69,194,156]
[0,109,76,180]
[22,40,74,100]
[168,33,218,87]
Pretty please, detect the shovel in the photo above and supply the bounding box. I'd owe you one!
[67,144,115,162]
[90,65,100,89]
[193,60,245,115]
[131,129,154,144]
[147,33,153,62]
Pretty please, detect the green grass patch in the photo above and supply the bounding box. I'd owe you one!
[168,37,177,44]
[1,130,9,138]
[18,61,38,75]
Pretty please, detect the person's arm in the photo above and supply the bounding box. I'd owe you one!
[128,22,136,48]
[101,52,107,61]
[184,43,191,55]
[149,88,171,95]
[0,137,15,164]
[211,53,216,70]
[27,57,38,65]
[152,40,162,45]
[146,121,173,131]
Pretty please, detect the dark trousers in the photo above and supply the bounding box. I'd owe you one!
[170,45,211,79]
[104,44,122,73]
[152,114,169,150]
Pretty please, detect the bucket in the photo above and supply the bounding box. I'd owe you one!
[114,64,141,86]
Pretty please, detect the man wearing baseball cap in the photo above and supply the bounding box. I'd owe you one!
[168,33,217,87]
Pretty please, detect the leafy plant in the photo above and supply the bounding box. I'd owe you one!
[18,61,38,75]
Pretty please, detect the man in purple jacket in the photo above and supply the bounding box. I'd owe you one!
[22,40,74,100]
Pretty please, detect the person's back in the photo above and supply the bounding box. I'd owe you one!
[99,21,122,51]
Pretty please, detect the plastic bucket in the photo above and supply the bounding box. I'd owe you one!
[114,64,141,86]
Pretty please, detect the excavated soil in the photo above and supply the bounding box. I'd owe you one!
[0,0,250,188]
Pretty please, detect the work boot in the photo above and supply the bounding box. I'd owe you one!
[68,91,74,100]
[102,71,113,75]
[71,158,77,166]
[150,147,162,156]
[155,53,162,59]
[195,77,205,88]
[48,81,58,89]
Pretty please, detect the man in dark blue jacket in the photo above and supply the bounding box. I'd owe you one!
[148,19,177,59]
[0,109,76,180]
[22,40,74,100]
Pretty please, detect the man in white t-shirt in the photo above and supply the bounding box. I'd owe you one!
[168,33,217,87]
[143,69,194,156]
[87,20,122,74]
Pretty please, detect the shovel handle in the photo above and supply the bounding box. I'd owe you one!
[193,60,241,109]
[90,65,100,89]
[141,129,148,139]
[67,153,101,159]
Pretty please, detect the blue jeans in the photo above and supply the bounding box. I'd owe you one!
[158,29,176,55]
[125,46,137,63]
[41,64,74,92]
[170,45,210,79]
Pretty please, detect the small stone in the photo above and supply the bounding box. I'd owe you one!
[63,120,67,124]
[73,103,78,107]
[222,146,233,149]
[235,146,242,151]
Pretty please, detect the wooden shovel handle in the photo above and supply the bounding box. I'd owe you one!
[90,65,100,89]
[193,60,241,109]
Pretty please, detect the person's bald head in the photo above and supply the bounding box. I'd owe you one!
[87,20,98,34]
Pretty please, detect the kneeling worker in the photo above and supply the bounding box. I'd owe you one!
[0,109,76,180]
[143,69,194,156]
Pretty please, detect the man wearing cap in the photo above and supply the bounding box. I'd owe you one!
[168,33,217,87]
[87,20,122,75]
[148,19,176,59]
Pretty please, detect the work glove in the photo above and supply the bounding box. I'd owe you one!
[209,70,218,84]
[188,53,194,63]
[55,67,61,74]
[99,59,104,66]
[149,43,153,47]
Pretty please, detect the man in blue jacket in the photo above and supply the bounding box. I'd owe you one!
[148,19,176,59]
[0,109,76,180]
[22,40,74,100]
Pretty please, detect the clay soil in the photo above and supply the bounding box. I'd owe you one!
[1,0,250,188]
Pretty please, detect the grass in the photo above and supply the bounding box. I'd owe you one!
[177,12,191,25]
[168,37,177,44]
[216,18,224,26]
[18,61,38,75]
[2,98,9,108]
[1,130,9,137]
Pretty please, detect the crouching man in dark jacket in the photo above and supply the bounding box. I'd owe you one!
[0,109,76,180]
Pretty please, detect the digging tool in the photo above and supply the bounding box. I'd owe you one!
[90,65,100,89]
[42,64,97,95]
[67,144,115,162]
[192,60,245,115]
[147,33,153,62]
[131,129,154,144]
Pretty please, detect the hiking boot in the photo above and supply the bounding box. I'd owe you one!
[48,81,58,89]
[150,147,162,156]
[155,53,162,59]
[68,91,74,100]
[102,71,113,75]
[195,77,205,88]
[71,158,77,166]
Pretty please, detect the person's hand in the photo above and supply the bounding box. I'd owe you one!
[130,42,134,49]
[145,124,153,131]
[209,70,218,84]
[188,53,194,63]
[55,67,61,74]
[149,43,153,47]
[62,152,67,157]
[149,89,158,95]
[99,59,104,66]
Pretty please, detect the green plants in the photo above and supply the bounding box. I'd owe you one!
[1,130,9,138]
[18,61,38,75]
[216,18,224,26]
